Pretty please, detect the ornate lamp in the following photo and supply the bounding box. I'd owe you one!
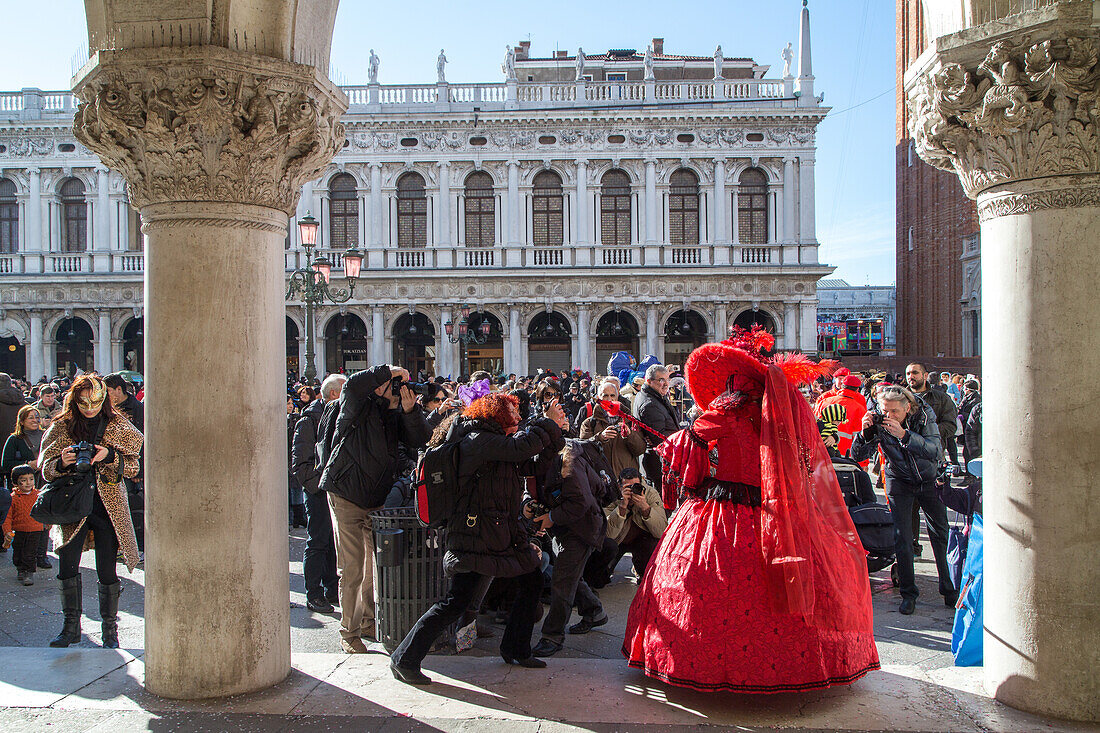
[343,248,363,279]
[297,212,319,248]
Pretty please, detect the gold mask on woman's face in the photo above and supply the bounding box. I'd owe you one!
[77,381,107,413]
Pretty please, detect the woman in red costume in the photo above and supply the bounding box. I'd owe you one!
[623,326,879,693]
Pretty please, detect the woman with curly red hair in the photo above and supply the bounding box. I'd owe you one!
[391,393,569,685]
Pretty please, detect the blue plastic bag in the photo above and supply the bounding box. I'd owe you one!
[951,513,983,666]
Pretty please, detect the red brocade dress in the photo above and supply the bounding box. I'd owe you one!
[622,370,880,693]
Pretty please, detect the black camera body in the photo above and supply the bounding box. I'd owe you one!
[391,376,427,397]
[871,412,885,426]
[71,441,96,472]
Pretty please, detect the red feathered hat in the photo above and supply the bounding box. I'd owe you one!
[686,324,836,410]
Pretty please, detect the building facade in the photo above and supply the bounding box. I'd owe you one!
[896,0,981,358]
[0,12,831,380]
[815,279,896,356]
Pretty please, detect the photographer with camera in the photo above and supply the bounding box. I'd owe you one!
[850,384,954,615]
[39,374,143,648]
[317,365,431,653]
[604,467,666,578]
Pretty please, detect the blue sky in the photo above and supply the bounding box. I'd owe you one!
[1,0,896,284]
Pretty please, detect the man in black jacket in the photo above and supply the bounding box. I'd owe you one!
[318,365,430,653]
[633,365,679,494]
[292,373,346,613]
[851,384,954,615]
[105,373,144,558]
[531,438,617,657]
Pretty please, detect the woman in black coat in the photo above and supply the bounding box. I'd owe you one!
[390,393,568,684]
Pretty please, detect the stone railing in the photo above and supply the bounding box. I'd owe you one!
[0,74,803,122]
[1,242,801,275]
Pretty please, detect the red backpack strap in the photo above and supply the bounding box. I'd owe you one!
[586,402,595,418]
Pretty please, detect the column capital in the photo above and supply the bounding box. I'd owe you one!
[27,166,40,176]
[575,158,588,167]
[906,25,1100,214]
[438,161,451,169]
[73,46,347,214]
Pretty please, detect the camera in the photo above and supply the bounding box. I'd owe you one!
[526,500,549,518]
[71,441,96,472]
[391,376,427,396]
[871,412,884,426]
[628,483,643,496]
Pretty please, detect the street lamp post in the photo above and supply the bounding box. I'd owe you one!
[445,304,492,377]
[285,213,363,383]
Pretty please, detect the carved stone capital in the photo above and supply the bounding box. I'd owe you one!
[72,46,347,215]
[906,27,1100,204]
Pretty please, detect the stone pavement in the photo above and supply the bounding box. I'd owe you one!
[0,526,1095,731]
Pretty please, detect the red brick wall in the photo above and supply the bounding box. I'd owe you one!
[895,0,978,357]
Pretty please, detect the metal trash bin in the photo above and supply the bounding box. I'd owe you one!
[370,507,449,652]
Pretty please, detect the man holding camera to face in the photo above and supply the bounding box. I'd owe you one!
[851,384,954,615]
[317,365,431,653]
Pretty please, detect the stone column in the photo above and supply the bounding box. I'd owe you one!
[42,339,56,378]
[576,304,591,373]
[96,167,110,247]
[371,306,386,366]
[369,163,384,268]
[783,302,799,350]
[798,300,816,353]
[27,167,41,252]
[74,46,346,700]
[507,306,522,374]
[436,162,450,247]
[439,307,455,378]
[575,159,589,245]
[906,13,1100,721]
[95,310,112,373]
[644,159,658,244]
[645,304,658,357]
[27,311,44,381]
[714,304,727,343]
[782,158,795,239]
[798,157,815,243]
[507,160,520,246]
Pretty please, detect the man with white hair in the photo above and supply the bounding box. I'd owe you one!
[633,364,679,493]
[292,373,347,614]
[851,384,952,615]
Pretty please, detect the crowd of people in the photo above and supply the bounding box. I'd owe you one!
[0,336,981,694]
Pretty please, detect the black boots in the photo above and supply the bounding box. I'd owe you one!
[99,582,122,649]
[49,576,82,648]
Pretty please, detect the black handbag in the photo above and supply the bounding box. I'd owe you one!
[30,422,115,526]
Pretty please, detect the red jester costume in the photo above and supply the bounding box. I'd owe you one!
[622,327,880,693]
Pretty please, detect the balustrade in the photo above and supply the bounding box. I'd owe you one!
[531,247,565,266]
[0,242,787,276]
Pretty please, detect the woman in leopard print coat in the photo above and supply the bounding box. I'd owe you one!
[39,373,143,649]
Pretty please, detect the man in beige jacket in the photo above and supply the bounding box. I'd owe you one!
[604,467,667,578]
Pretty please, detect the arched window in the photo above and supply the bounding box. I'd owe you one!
[669,169,700,246]
[328,173,358,249]
[600,170,631,247]
[0,179,16,254]
[397,173,427,248]
[738,168,768,245]
[463,172,495,247]
[60,178,87,252]
[532,170,564,247]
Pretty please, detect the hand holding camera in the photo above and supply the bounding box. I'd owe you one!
[61,442,108,471]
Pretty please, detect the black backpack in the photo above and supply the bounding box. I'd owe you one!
[414,438,464,529]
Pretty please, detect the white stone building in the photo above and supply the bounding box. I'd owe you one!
[0,11,830,380]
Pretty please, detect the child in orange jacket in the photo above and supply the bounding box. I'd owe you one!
[3,465,43,585]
